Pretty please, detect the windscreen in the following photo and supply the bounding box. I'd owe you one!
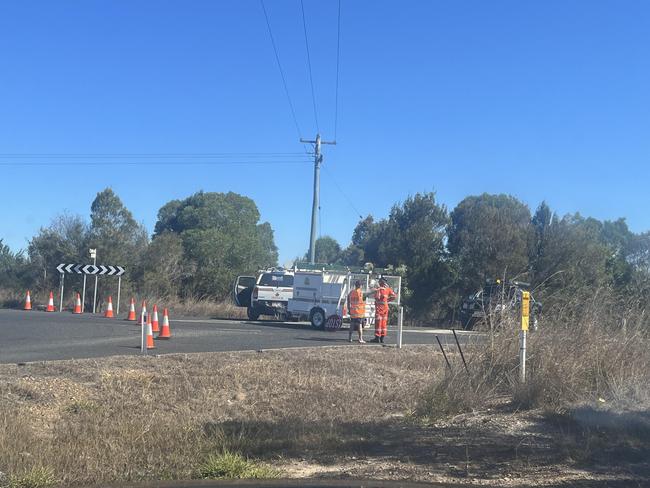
[258,273,294,287]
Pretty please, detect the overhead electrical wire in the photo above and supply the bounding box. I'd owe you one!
[300,0,320,134]
[334,0,341,141]
[260,0,305,141]
[322,164,364,219]
[0,152,307,159]
[0,152,311,166]
[0,161,311,166]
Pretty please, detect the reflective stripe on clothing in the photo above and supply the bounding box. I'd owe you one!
[348,288,365,318]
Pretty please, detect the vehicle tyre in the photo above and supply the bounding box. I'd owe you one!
[310,308,326,330]
[247,307,261,321]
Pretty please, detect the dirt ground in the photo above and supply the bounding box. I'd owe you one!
[0,346,648,487]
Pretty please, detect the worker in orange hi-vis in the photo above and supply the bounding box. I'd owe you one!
[347,280,366,343]
[370,277,396,344]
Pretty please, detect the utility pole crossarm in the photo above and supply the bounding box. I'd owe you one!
[300,138,336,145]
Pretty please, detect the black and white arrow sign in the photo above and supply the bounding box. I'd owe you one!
[57,263,125,276]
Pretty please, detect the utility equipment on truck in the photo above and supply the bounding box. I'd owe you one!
[287,264,402,330]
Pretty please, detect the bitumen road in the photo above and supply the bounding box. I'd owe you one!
[0,308,481,364]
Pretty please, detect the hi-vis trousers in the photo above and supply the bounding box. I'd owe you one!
[375,314,388,337]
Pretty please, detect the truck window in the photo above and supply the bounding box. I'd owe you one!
[258,273,294,287]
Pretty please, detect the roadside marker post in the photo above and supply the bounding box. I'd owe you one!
[397,306,404,349]
[519,291,530,383]
[140,310,147,355]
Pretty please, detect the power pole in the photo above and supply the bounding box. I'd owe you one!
[301,133,336,264]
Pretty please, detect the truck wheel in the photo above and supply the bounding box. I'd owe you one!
[310,308,325,330]
[247,307,260,321]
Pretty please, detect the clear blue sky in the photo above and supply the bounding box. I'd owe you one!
[1,1,648,264]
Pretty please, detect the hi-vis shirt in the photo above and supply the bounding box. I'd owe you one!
[374,285,396,315]
[347,288,365,319]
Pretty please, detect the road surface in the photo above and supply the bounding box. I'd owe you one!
[0,308,480,364]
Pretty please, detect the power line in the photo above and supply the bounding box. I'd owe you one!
[322,164,364,219]
[0,153,307,159]
[334,0,341,141]
[0,159,312,167]
[260,0,304,140]
[300,0,320,133]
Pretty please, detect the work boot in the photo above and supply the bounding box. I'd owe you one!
[369,337,380,343]
[379,336,384,344]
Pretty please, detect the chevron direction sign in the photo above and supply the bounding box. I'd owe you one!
[56,264,125,276]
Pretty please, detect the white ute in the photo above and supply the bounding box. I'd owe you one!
[233,268,294,320]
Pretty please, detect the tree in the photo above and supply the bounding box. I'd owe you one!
[152,191,278,298]
[306,236,342,264]
[349,193,452,317]
[28,213,90,292]
[448,194,532,294]
[141,232,184,297]
[88,188,148,301]
[0,239,32,291]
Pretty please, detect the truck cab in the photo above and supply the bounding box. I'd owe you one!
[233,268,294,320]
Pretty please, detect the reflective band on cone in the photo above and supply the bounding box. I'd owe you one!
[24,291,32,311]
[158,308,171,339]
[151,304,160,333]
[73,293,82,314]
[104,296,114,318]
[126,298,137,321]
[46,291,56,312]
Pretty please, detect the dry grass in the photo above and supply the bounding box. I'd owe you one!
[419,288,650,420]
[1,290,649,486]
[0,347,442,486]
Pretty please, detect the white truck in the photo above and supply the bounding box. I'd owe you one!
[288,267,401,329]
[234,264,401,328]
[233,268,295,320]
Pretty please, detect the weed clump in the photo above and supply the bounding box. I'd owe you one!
[196,451,280,479]
[4,467,57,488]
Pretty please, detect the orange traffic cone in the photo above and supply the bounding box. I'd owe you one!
[158,308,171,339]
[140,301,147,327]
[24,291,32,310]
[146,313,155,349]
[151,304,160,333]
[104,296,114,318]
[126,298,137,321]
[46,291,56,312]
[73,293,82,314]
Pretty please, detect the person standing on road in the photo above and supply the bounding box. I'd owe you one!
[370,277,396,344]
[347,280,366,343]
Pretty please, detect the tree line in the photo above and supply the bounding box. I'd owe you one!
[1,188,649,320]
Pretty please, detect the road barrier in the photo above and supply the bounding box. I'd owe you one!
[46,291,56,312]
[151,304,160,333]
[158,308,171,339]
[73,293,82,314]
[104,296,114,318]
[126,298,137,321]
[146,313,155,349]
